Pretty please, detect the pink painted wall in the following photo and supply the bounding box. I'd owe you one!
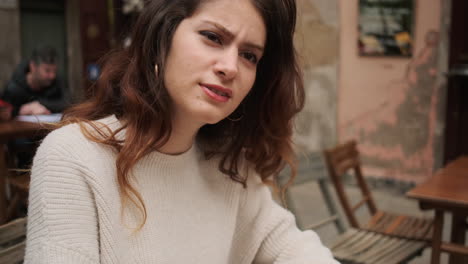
[338,0,443,183]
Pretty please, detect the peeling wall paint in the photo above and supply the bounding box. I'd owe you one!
[294,0,338,152]
[338,0,445,183]
[343,31,441,181]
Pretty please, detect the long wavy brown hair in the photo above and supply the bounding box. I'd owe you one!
[62,0,304,229]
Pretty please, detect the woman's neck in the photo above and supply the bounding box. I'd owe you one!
[158,113,202,155]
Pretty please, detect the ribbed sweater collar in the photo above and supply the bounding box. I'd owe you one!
[97,115,201,169]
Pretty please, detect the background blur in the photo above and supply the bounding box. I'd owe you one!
[0,0,465,190]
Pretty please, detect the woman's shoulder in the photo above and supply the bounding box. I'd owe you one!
[38,115,121,158]
[42,122,86,147]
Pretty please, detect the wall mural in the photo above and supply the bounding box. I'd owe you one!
[341,30,441,182]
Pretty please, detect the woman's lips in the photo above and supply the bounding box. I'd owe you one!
[200,84,232,102]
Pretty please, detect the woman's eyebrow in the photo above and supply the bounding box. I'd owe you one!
[204,20,235,39]
[202,20,264,53]
[244,43,264,54]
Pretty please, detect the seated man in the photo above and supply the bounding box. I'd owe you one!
[2,45,69,116]
[2,46,69,169]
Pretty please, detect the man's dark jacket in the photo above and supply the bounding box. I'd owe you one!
[1,61,69,116]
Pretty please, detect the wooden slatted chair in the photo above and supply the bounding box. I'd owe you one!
[5,152,30,222]
[4,140,37,222]
[6,173,29,221]
[0,217,27,264]
[279,152,426,263]
[278,152,346,233]
[323,140,433,241]
[328,228,426,263]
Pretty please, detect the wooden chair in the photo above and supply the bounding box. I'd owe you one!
[327,228,426,263]
[280,152,427,263]
[5,142,34,221]
[0,217,27,264]
[278,152,346,233]
[6,173,29,221]
[323,140,433,241]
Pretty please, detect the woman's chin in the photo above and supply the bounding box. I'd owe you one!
[199,113,229,125]
[185,106,233,126]
[203,117,225,125]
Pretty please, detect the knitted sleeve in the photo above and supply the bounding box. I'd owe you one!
[24,128,100,264]
[233,172,340,264]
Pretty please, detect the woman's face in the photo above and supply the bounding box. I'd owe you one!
[163,0,266,126]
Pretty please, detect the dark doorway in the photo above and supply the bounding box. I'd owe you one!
[79,0,112,96]
[20,0,67,84]
[444,0,468,163]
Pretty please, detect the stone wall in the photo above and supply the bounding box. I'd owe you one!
[293,0,339,152]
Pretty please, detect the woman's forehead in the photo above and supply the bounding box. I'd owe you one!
[187,0,266,44]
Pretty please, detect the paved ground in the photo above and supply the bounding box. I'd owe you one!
[285,181,455,264]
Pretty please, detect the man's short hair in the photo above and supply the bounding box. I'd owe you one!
[30,46,57,65]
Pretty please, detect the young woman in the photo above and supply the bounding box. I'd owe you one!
[25,0,338,263]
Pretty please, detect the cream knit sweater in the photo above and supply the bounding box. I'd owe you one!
[25,116,338,264]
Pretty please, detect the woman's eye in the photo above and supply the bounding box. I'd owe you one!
[200,31,222,45]
[241,52,258,64]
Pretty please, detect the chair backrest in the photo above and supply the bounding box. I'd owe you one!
[278,152,346,234]
[0,217,27,264]
[323,140,378,229]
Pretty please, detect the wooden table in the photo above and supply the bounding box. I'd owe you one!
[407,157,468,264]
[0,120,52,224]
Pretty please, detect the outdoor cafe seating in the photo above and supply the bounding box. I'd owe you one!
[0,117,54,263]
[407,156,468,264]
[323,140,434,242]
[279,149,430,263]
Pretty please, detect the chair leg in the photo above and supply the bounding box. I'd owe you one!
[431,210,444,264]
[6,193,20,222]
[317,179,346,233]
[449,212,468,264]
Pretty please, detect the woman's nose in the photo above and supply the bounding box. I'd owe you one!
[214,49,238,80]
